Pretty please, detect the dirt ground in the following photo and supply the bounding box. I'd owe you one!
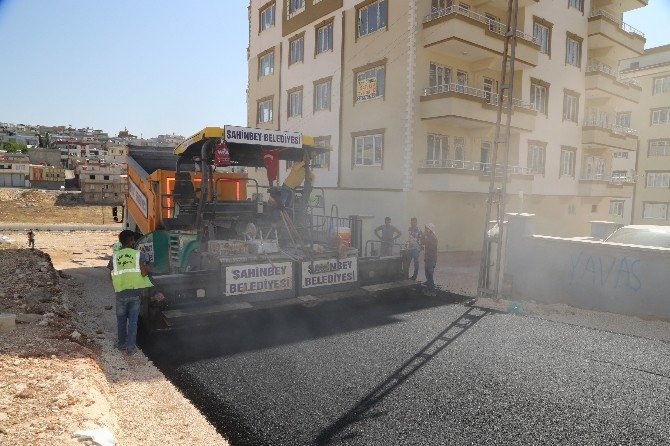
[0,232,228,445]
[0,188,114,225]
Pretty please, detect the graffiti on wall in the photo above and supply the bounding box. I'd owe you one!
[569,251,642,293]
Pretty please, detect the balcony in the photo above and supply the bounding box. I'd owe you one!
[588,10,645,58]
[579,172,636,197]
[423,5,540,69]
[420,83,537,132]
[582,119,638,152]
[416,158,534,193]
[592,0,648,14]
[465,0,538,7]
[585,62,642,104]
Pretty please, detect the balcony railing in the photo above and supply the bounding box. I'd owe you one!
[420,158,536,175]
[583,118,637,136]
[423,4,539,45]
[423,83,537,110]
[586,61,640,87]
[589,9,645,38]
[580,172,636,184]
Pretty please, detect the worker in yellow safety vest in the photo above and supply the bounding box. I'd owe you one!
[107,230,153,355]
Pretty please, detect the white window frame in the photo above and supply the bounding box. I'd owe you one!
[429,62,451,89]
[643,203,668,220]
[289,36,304,66]
[560,148,576,178]
[316,22,334,55]
[563,92,579,122]
[355,65,385,102]
[354,134,383,167]
[533,22,550,55]
[649,140,670,157]
[530,82,548,115]
[357,0,388,38]
[314,80,331,112]
[427,134,449,165]
[568,0,583,12]
[287,0,305,18]
[651,108,670,125]
[260,2,276,31]
[566,37,581,67]
[313,136,331,168]
[528,143,545,174]
[257,99,273,124]
[609,200,624,218]
[287,89,303,118]
[616,111,631,128]
[646,172,670,188]
[258,52,274,78]
[653,76,670,95]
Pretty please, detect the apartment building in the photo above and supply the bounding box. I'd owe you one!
[29,165,71,190]
[76,162,128,205]
[0,154,29,187]
[621,45,670,225]
[247,0,648,250]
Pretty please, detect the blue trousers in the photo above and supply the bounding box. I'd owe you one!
[425,260,436,289]
[116,295,140,352]
[409,249,420,280]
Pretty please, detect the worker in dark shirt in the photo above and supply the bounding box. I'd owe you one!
[406,217,423,280]
[375,217,401,256]
[27,229,35,250]
[422,223,438,291]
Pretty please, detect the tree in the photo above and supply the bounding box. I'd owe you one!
[2,141,28,153]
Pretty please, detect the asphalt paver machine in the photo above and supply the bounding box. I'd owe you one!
[129,126,417,331]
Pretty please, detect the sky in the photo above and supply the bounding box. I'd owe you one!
[0,0,667,139]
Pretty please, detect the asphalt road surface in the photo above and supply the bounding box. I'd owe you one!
[143,294,670,446]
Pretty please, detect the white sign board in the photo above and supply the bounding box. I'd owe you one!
[301,257,358,288]
[225,262,293,296]
[224,125,302,149]
[128,179,148,219]
[137,234,155,264]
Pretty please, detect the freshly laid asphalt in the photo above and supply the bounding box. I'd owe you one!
[143,294,670,446]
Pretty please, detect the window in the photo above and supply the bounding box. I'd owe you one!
[566,35,581,67]
[480,141,491,169]
[89,174,95,180]
[609,201,624,218]
[313,136,331,168]
[654,76,670,95]
[257,98,273,123]
[563,91,579,122]
[651,108,670,125]
[454,137,465,161]
[568,0,583,12]
[316,22,333,55]
[357,0,387,38]
[354,133,383,167]
[314,79,331,111]
[533,19,551,55]
[288,88,303,118]
[104,175,109,180]
[427,134,448,164]
[431,0,453,12]
[355,65,385,101]
[289,35,304,65]
[591,204,598,213]
[288,0,304,16]
[646,172,670,188]
[456,71,468,93]
[260,2,275,31]
[530,81,548,115]
[643,203,668,220]
[649,140,670,157]
[527,142,545,174]
[560,148,576,177]
[616,112,631,128]
[258,51,274,77]
[429,62,451,90]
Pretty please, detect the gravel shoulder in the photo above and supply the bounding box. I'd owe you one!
[0,232,227,445]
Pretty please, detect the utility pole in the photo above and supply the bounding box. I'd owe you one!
[477,0,520,299]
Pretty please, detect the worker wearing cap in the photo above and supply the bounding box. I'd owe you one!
[107,230,152,355]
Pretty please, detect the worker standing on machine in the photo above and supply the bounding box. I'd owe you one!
[107,230,153,356]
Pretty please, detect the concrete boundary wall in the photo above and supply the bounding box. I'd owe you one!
[504,214,670,320]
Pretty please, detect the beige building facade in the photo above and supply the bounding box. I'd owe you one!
[247,0,648,250]
[76,162,128,205]
[621,45,670,224]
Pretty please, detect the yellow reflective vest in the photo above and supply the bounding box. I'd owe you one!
[111,248,153,293]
